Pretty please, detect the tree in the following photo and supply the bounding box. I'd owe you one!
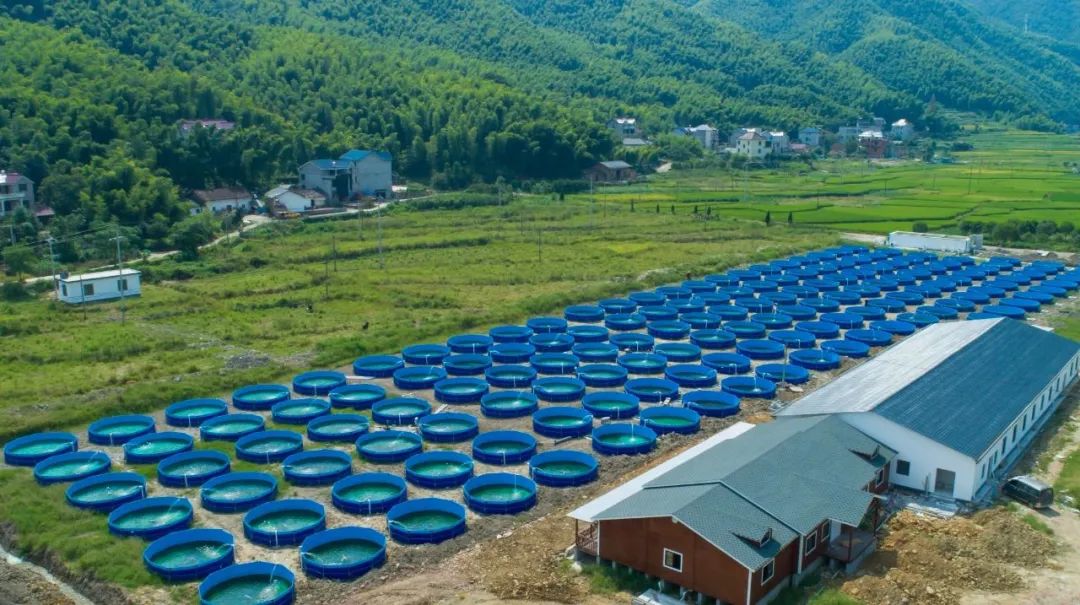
[787,212,793,225]
[912,222,929,233]
[171,215,216,260]
[765,211,772,226]
[3,245,36,278]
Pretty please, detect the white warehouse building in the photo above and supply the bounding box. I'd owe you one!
[886,231,983,254]
[57,269,141,304]
[778,318,1080,501]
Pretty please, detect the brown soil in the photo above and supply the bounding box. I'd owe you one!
[0,557,76,605]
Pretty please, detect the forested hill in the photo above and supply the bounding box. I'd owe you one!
[965,0,1080,46]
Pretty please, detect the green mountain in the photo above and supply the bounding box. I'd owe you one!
[965,0,1080,46]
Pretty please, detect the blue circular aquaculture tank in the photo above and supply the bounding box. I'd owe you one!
[936,297,977,313]
[640,407,701,435]
[485,364,537,388]
[866,297,906,313]
[529,332,576,354]
[393,366,448,390]
[573,342,619,363]
[846,306,887,321]
[283,450,353,487]
[109,497,193,540]
[704,274,740,287]
[464,473,537,515]
[982,304,1025,319]
[166,399,228,428]
[443,354,493,376]
[647,320,691,340]
[564,305,605,323]
[846,329,893,348]
[658,285,694,300]
[976,284,1008,298]
[88,415,155,446]
[144,528,234,582]
[756,364,810,385]
[34,451,111,485]
[352,355,404,378]
[1031,284,1067,298]
[690,329,736,350]
[66,472,146,511]
[671,298,706,314]
[735,297,774,314]
[701,352,752,375]
[292,371,345,396]
[531,353,580,375]
[721,376,778,399]
[489,325,534,344]
[244,499,326,547]
[609,332,655,352]
[582,392,640,419]
[724,320,767,339]
[794,321,840,340]
[329,384,386,410]
[372,397,432,425]
[955,289,991,305]
[201,472,278,513]
[434,377,489,404]
[630,290,668,306]
[532,406,595,437]
[605,313,647,332]
[300,527,386,581]
[490,342,536,364]
[198,561,295,605]
[355,430,423,463]
[784,285,820,299]
[236,431,304,464]
[271,398,331,425]
[332,473,408,515]
[577,364,629,388]
[418,413,479,443]
[639,305,679,321]
[386,498,467,545]
[447,334,494,354]
[768,330,816,349]
[1000,296,1041,312]
[916,305,959,320]
[684,279,717,293]
[897,311,939,328]
[824,290,861,306]
[124,432,194,464]
[802,298,841,314]
[846,284,881,299]
[819,312,864,330]
[776,304,816,320]
[664,364,717,388]
[405,451,474,489]
[527,317,568,334]
[232,384,290,411]
[158,451,231,488]
[200,413,265,442]
[568,324,610,343]
[682,391,741,418]
[789,349,842,371]
[591,424,657,456]
[600,298,637,314]
[618,352,668,375]
[736,339,785,360]
[654,342,702,362]
[307,413,369,443]
[402,344,451,366]
[821,339,871,358]
[625,377,680,403]
[680,312,723,330]
[472,430,537,465]
[751,313,793,330]
[870,320,916,337]
[4,432,77,466]
[481,390,539,418]
[760,291,798,306]
[530,450,599,487]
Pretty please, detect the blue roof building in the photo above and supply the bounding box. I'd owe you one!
[299,149,392,203]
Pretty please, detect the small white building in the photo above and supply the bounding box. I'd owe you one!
[607,117,640,139]
[767,131,790,155]
[886,231,983,254]
[836,126,861,143]
[265,186,326,214]
[191,188,254,214]
[891,119,915,141]
[0,171,34,218]
[57,269,141,304]
[735,131,771,159]
[798,127,822,147]
[675,124,719,151]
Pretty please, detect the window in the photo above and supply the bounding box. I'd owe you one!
[1022,415,1027,432]
[820,523,829,541]
[61,284,67,297]
[895,460,911,476]
[875,468,886,486]
[760,560,775,585]
[83,283,95,297]
[1012,425,1018,442]
[118,278,128,292]
[805,532,818,553]
[662,549,683,573]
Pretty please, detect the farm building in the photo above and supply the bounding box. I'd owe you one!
[57,269,141,304]
[571,417,893,605]
[886,231,983,253]
[584,161,637,183]
[190,187,254,214]
[777,319,1080,501]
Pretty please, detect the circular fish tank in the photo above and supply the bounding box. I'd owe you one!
[34,451,111,485]
[484,364,537,389]
[625,378,679,403]
[88,415,155,446]
[417,413,479,443]
[564,304,605,323]
[434,377,489,404]
[577,363,629,388]
[352,355,404,378]
[647,320,691,341]
[846,306,888,322]
[166,399,228,428]
[355,430,423,463]
[897,312,939,327]
[472,430,537,465]
[609,332,655,352]
[639,305,679,321]
[271,397,331,425]
[464,473,537,515]
[329,384,386,410]
[723,320,767,339]
[819,312,863,330]
[307,413,370,443]
[144,528,234,582]
[639,407,701,435]
[735,340,785,360]
[66,471,146,511]
[721,376,778,399]
[393,366,448,390]
[845,329,893,348]
[236,430,304,464]
[332,472,408,515]
[292,370,346,396]
[789,349,842,371]
[682,391,741,418]
[768,330,816,349]
[530,353,580,375]
[200,413,265,442]
[582,392,640,419]
[244,499,326,547]
[201,472,278,513]
[198,561,295,605]
[372,397,432,425]
[690,329,736,350]
[572,342,619,363]
[756,364,811,385]
[447,333,494,354]
[870,320,916,337]
[710,305,749,321]
[796,321,841,339]
[751,313,793,330]
[526,317,568,334]
[664,364,717,388]
[600,297,637,314]
[3,432,77,466]
[529,450,599,487]
[108,496,193,540]
[404,451,474,489]
[158,451,231,488]
[386,498,467,545]
[680,312,722,330]
[568,324,610,343]
[629,291,667,306]
[617,352,667,375]
[489,325,534,344]
[655,342,702,362]
[481,391,539,418]
[821,339,872,358]
[443,354,493,376]
[700,352,751,375]
[232,384,290,411]
[283,450,353,487]
[604,313,647,332]
[982,304,1025,319]
[300,527,386,581]
[591,424,657,456]
[532,406,595,438]
[1000,297,1040,312]
[936,297,977,313]
[490,342,537,364]
[124,432,194,464]
[402,344,451,366]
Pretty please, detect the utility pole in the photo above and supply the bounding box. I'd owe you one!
[332,235,338,272]
[111,227,126,324]
[377,204,384,269]
[536,227,542,263]
[7,222,13,245]
[46,236,58,297]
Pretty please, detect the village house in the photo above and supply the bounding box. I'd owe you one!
[0,171,34,218]
[836,126,861,143]
[190,187,255,214]
[608,117,640,139]
[735,131,771,160]
[675,124,720,151]
[264,185,326,215]
[766,131,790,155]
[891,119,915,141]
[856,117,886,133]
[57,269,141,304]
[797,127,822,147]
[584,161,637,184]
[621,137,650,148]
[299,150,393,202]
[178,119,236,137]
[858,130,889,159]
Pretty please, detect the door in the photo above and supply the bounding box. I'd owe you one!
[934,469,956,497]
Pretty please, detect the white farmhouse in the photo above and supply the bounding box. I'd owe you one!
[797,127,822,148]
[299,150,393,202]
[891,119,915,141]
[57,269,141,304]
[265,186,326,214]
[886,231,983,254]
[767,131,790,155]
[0,171,34,218]
[735,130,771,159]
[191,188,254,214]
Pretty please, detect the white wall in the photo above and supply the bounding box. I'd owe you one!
[352,155,392,197]
[207,197,252,213]
[886,232,972,253]
[58,275,141,304]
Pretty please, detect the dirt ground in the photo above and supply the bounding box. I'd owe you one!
[0,557,76,605]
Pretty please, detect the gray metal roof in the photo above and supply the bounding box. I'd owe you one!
[779,319,1080,459]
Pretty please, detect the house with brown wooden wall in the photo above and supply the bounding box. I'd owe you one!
[570,416,894,605]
